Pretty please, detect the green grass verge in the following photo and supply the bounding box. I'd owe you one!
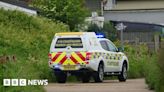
[124,44,164,92]
[124,44,149,78]
[144,49,164,92]
[0,9,69,92]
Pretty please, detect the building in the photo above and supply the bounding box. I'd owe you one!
[0,0,37,15]
[104,0,164,25]
[105,0,164,49]
[85,0,164,50]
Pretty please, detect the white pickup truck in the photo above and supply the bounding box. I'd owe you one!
[48,32,129,83]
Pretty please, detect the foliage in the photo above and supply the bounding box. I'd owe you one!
[32,0,89,30]
[157,48,164,92]
[0,9,69,92]
[144,48,164,92]
[103,22,117,41]
[144,55,159,90]
[124,44,149,78]
[86,22,117,41]
[87,23,102,32]
[125,44,164,92]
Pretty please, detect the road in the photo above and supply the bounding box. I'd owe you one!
[44,79,154,92]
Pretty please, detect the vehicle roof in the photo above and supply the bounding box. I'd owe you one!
[98,38,110,41]
[55,32,95,36]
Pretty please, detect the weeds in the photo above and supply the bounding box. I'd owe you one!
[144,49,164,92]
[125,44,164,92]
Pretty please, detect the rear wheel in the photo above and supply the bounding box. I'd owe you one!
[55,71,67,83]
[81,73,90,83]
[118,63,127,82]
[93,64,104,82]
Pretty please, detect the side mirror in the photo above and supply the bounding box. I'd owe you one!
[117,47,124,52]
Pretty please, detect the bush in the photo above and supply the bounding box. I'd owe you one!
[157,48,164,92]
[144,48,164,92]
[0,9,69,92]
[124,44,149,78]
[144,55,158,89]
[126,44,164,92]
[86,22,117,41]
[32,0,89,30]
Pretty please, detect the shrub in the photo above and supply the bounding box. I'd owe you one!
[116,42,164,92]
[144,48,164,92]
[157,48,164,92]
[124,44,149,78]
[144,55,159,90]
[32,0,89,30]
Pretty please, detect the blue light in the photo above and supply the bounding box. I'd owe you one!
[96,34,104,38]
[96,33,105,38]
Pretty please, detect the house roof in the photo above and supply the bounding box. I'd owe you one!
[0,0,37,11]
[112,21,164,32]
[112,1,164,10]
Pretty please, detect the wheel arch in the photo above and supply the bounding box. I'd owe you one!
[99,60,104,66]
[123,60,128,70]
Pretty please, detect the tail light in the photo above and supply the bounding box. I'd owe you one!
[86,52,92,61]
[48,53,52,65]
[48,53,51,59]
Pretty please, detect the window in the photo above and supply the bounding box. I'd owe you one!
[100,41,109,51]
[106,41,117,52]
[55,38,83,48]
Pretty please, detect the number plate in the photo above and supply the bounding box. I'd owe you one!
[63,65,76,70]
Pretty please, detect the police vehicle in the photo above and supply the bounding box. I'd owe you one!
[48,32,129,83]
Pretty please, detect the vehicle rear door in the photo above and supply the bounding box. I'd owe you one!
[49,36,88,70]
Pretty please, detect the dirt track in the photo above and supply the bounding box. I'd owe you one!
[44,79,154,92]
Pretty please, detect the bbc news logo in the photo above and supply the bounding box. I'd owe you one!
[3,79,48,86]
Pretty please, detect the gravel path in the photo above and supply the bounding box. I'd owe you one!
[44,79,154,92]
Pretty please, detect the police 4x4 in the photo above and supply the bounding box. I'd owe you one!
[48,32,129,83]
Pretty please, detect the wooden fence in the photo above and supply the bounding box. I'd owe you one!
[124,35,163,52]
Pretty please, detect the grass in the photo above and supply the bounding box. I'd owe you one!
[0,9,69,92]
[144,48,164,92]
[124,44,149,78]
[124,44,164,92]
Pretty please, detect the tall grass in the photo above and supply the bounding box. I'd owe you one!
[124,44,149,78]
[0,9,69,92]
[124,44,164,92]
[157,48,164,92]
[144,48,164,92]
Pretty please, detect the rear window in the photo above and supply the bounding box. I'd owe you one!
[55,38,83,48]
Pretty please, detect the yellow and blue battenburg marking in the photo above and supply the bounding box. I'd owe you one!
[91,52,123,60]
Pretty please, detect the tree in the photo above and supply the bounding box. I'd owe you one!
[86,22,117,41]
[87,23,102,33]
[103,22,117,41]
[32,0,89,30]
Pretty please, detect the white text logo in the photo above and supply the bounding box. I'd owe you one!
[3,79,48,86]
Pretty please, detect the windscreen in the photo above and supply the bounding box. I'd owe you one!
[55,38,83,48]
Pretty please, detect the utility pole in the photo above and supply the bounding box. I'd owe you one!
[115,23,127,51]
[101,0,104,16]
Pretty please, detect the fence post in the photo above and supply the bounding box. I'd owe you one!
[154,35,159,53]
[135,37,139,46]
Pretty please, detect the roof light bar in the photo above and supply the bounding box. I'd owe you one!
[96,33,105,38]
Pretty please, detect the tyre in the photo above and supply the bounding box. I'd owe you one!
[81,73,90,83]
[118,63,127,82]
[93,63,104,82]
[55,71,67,83]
